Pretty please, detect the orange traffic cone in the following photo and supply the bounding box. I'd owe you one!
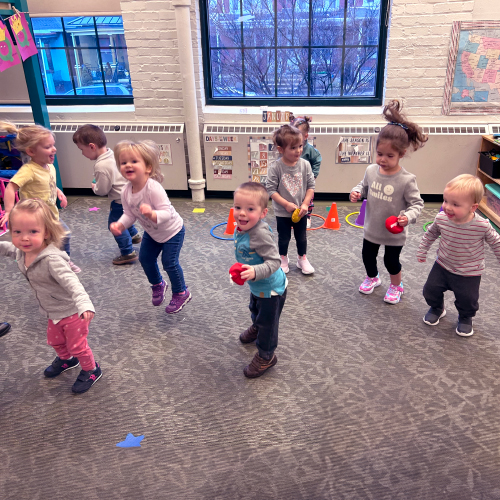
[323,202,341,230]
[223,207,238,236]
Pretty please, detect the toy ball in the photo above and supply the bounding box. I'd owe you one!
[292,208,301,223]
[229,262,246,285]
[385,215,404,234]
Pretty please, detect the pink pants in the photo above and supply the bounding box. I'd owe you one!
[47,313,95,371]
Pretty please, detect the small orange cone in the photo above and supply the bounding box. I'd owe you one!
[223,207,238,236]
[323,202,341,230]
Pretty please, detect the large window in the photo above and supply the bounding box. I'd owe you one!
[32,16,133,104]
[199,0,388,106]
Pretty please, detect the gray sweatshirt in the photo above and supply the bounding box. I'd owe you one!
[352,163,423,246]
[266,158,315,217]
[92,148,127,202]
[0,242,94,320]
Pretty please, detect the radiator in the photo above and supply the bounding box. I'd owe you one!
[48,123,188,190]
[203,123,487,194]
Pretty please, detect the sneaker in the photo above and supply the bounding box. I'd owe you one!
[131,234,142,244]
[44,356,80,378]
[71,363,102,394]
[423,307,446,326]
[68,261,81,273]
[0,322,11,338]
[456,317,474,337]
[240,324,258,343]
[383,282,404,304]
[165,288,192,314]
[306,217,311,229]
[151,280,167,306]
[112,251,138,265]
[296,255,314,274]
[244,353,277,378]
[359,275,381,294]
[281,255,289,274]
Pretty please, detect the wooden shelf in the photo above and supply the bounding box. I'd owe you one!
[478,198,500,227]
[476,135,500,227]
[477,168,500,186]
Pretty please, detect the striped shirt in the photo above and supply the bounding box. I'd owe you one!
[417,212,500,276]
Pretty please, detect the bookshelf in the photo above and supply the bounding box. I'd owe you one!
[476,135,500,228]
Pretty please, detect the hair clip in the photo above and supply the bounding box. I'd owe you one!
[388,122,408,130]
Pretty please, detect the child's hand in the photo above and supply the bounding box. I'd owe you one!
[299,203,309,218]
[110,222,125,236]
[80,311,94,322]
[140,203,157,222]
[240,264,256,281]
[350,191,361,202]
[57,189,68,209]
[286,201,298,213]
[398,215,408,227]
[0,211,9,227]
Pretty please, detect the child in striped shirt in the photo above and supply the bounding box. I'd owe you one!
[417,174,500,337]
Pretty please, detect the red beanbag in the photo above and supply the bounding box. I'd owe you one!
[229,262,246,285]
[385,215,404,234]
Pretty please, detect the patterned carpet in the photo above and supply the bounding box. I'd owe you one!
[1,197,500,500]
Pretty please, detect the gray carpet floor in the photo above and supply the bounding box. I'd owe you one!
[1,197,500,500]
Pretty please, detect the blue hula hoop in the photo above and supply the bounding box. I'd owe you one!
[210,222,234,241]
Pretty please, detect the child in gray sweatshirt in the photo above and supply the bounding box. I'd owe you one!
[350,100,426,304]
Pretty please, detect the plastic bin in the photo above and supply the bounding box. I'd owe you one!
[485,183,500,217]
[479,150,500,178]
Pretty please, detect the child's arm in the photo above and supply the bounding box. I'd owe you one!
[112,185,136,234]
[242,226,281,282]
[0,241,18,259]
[266,164,296,212]
[0,181,19,226]
[401,177,423,227]
[140,181,176,224]
[309,147,322,179]
[417,218,440,262]
[57,188,67,209]
[92,170,113,197]
[299,162,315,216]
[484,221,500,264]
[350,173,368,202]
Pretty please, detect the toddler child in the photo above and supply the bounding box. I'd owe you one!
[350,100,426,304]
[266,124,316,274]
[233,182,287,378]
[0,121,80,273]
[417,174,500,336]
[73,124,141,265]
[109,140,191,313]
[0,199,101,393]
[291,115,322,229]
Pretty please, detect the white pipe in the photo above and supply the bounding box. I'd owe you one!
[173,0,206,202]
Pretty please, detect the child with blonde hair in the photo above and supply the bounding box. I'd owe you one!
[110,140,191,313]
[266,124,316,274]
[0,121,80,273]
[350,100,426,304]
[0,199,101,394]
[418,174,500,336]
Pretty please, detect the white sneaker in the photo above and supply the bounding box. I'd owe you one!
[280,255,289,274]
[296,256,314,274]
[306,217,311,229]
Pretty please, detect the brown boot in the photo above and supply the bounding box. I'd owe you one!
[243,353,277,378]
[239,324,258,343]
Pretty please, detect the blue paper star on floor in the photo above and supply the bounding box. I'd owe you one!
[116,433,145,448]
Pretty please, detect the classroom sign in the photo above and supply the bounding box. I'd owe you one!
[0,20,21,72]
[213,146,232,179]
[336,136,372,164]
[248,137,278,184]
[158,144,172,165]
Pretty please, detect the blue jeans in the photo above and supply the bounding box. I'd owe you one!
[60,219,71,256]
[108,200,138,256]
[139,227,186,293]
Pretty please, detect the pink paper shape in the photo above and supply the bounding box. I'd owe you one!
[88,207,100,212]
[9,14,38,62]
[0,20,21,72]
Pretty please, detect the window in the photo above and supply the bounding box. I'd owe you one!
[32,16,133,104]
[199,0,388,106]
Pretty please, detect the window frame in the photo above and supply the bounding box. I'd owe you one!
[32,15,134,106]
[199,0,389,107]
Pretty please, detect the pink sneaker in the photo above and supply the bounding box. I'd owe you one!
[68,261,81,273]
[165,289,192,314]
[359,275,381,294]
[280,255,289,274]
[296,256,314,274]
[384,282,404,304]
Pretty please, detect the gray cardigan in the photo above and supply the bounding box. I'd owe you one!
[0,242,94,320]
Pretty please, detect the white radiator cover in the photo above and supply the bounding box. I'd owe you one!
[203,124,487,194]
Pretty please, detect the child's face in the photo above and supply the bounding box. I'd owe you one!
[442,187,478,224]
[119,149,151,187]
[76,142,99,161]
[376,140,405,175]
[233,191,267,232]
[10,211,47,257]
[278,140,303,166]
[27,135,56,166]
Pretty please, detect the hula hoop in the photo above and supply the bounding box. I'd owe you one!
[307,213,327,231]
[345,212,363,229]
[210,222,234,241]
[423,221,433,232]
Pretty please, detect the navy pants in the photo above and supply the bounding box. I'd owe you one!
[108,200,139,256]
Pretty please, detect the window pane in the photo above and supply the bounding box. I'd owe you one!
[243,49,275,96]
[100,48,133,94]
[67,48,105,94]
[310,48,342,96]
[345,1,381,46]
[96,16,128,48]
[37,48,73,95]
[342,46,377,96]
[277,0,310,47]
[241,0,275,47]
[63,17,98,48]
[277,48,308,96]
[207,0,242,48]
[312,1,344,47]
[32,17,65,49]
[211,48,244,97]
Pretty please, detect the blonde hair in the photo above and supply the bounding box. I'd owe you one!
[234,182,269,210]
[445,174,484,204]
[113,140,164,183]
[9,199,67,248]
[0,120,54,154]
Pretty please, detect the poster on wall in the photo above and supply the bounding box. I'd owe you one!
[442,21,500,115]
[213,146,232,179]
[0,20,21,72]
[248,137,277,184]
[9,13,38,61]
[336,137,372,164]
[158,144,172,165]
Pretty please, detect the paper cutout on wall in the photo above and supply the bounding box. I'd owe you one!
[213,145,232,179]
[9,13,38,61]
[0,20,21,72]
[158,144,172,165]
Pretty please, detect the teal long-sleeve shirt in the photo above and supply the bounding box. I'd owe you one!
[302,142,322,178]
